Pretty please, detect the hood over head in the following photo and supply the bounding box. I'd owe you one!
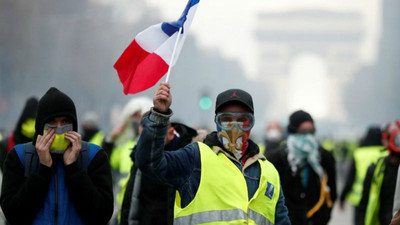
[34,87,77,144]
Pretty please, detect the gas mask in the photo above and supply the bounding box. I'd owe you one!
[215,112,254,159]
[21,118,36,139]
[383,128,400,152]
[44,123,73,154]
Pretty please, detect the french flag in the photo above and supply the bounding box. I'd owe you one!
[114,0,200,95]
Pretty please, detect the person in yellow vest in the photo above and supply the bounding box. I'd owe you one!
[0,97,38,171]
[339,126,388,225]
[358,121,400,225]
[80,111,105,146]
[102,97,152,225]
[267,110,337,225]
[135,82,291,225]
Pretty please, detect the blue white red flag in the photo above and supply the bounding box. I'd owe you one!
[114,0,200,95]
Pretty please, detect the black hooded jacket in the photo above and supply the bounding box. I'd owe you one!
[0,87,113,225]
[0,97,38,171]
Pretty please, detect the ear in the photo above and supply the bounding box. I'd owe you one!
[166,126,175,143]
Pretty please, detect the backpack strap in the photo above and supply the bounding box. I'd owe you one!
[77,141,101,171]
[14,142,38,177]
[15,141,101,177]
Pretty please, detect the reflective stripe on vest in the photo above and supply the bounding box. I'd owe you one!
[346,146,387,206]
[174,142,280,225]
[365,157,386,225]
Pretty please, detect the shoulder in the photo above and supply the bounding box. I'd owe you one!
[2,148,24,173]
[261,159,280,176]
[319,145,335,160]
[266,145,288,164]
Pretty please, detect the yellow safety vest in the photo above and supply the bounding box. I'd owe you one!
[258,143,266,155]
[174,142,280,225]
[110,140,137,205]
[365,157,386,225]
[88,131,105,146]
[346,146,388,206]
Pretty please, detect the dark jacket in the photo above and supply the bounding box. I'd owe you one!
[134,109,291,225]
[268,144,337,225]
[0,88,113,225]
[120,122,198,225]
[357,154,399,225]
[0,146,113,225]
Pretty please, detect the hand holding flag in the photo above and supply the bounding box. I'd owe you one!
[114,0,200,95]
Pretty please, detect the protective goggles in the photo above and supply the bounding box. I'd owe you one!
[215,112,254,131]
[44,124,73,134]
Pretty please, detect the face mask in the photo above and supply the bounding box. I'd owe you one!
[44,124,73,153]
[265,128,283,142]
[215,112,254,159]
[21,118,36,138]
[287,134,324,178]
[288,133,318,154]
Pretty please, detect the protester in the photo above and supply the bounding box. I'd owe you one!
[102,96,152,225]
[268,110,337,225]
[0,87,113,225]
[80,111,105,146]
[358,120,400,225]
[261,120,285,158]
[0,97,38,171]
[339,125,387,224]
[120,115,199,225]
[135,82,291,225]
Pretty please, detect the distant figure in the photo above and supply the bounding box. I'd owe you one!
[120,119,199,225]
[261,120,285,158]
[102,97,152,225]
[80,111,105,146]
[339,126,387,225]
[358,121,400,225]
[0,97,38,171]
[0,87,113,225]
[268,110,337,225]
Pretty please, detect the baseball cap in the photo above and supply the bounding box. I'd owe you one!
[215,89,254,114]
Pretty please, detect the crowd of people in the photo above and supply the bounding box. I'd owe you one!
[0,84,398,225]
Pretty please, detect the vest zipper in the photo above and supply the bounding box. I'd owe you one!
[54,168,58,225]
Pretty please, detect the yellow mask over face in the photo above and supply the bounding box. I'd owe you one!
[21,118,36,139]
[44,124,73,153]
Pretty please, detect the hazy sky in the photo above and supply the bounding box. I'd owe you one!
[145,0,381,79]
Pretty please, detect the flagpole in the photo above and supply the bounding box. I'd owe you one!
[165,27,183,83]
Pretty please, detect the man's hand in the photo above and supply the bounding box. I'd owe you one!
[35,128,54,167]
[153,82,172,113]
[64,131,82,166]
